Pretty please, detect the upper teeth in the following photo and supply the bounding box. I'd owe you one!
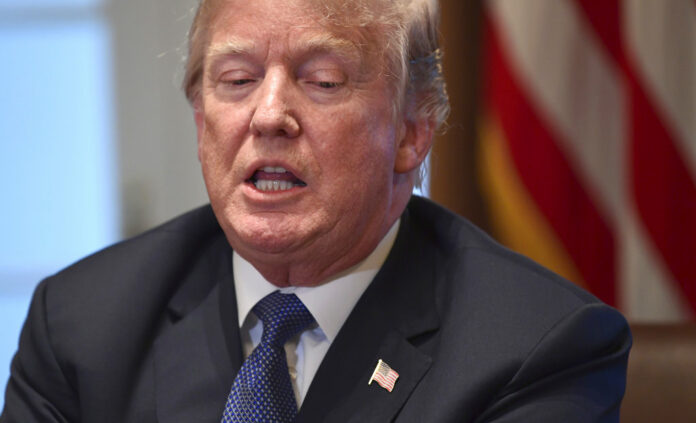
[255,180,295,191]
[254,166,298,192]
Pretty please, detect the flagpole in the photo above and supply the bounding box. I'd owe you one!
[368,359,384,385]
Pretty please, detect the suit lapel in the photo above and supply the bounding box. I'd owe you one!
[298,208,440,422]
[313,331,433,423]
[153,236,242,423]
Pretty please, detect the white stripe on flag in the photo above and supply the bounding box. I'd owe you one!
[619,208,692,320]
[369,359,399,392]
[624,0,696,173]
[489,0,625,222]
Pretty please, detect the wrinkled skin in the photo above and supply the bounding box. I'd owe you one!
[195,0,433,286]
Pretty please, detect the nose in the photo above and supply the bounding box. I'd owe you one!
[250,70,301,138]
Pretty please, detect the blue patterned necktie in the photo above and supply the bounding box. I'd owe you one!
[221,291,314,423]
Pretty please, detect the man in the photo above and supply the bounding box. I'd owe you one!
[1,0,630,421]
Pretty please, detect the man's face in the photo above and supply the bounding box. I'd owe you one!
[195,0,427,285]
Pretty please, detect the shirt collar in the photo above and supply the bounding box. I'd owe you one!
[233,219,400,342]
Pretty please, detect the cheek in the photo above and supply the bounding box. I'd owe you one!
[330,104,396,154]
[198,116,246,195]
[319,118,397,199]
[200,108,247,160]
[344,115,397,170]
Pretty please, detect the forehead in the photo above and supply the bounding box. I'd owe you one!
[204,0,383,59]
[206,0,382,27]
[211,0,313,28]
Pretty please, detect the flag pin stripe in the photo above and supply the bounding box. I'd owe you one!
[368,359,399,392]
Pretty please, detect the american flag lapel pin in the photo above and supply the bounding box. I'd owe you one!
[368,359,399,392]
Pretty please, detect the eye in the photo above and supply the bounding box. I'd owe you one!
[301,67,346,91]
[217,69,257,88]
[228,78,256,86]
[314,81,342,90]
[305,75,345,92]
[214,71,258,100]
[219,77,256,87]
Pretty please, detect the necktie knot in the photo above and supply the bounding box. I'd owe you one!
[253,291,314,348]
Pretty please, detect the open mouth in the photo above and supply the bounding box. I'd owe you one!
[246,166,307,192]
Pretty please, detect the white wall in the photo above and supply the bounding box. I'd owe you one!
[110,0,208,237]
[0,0,208,409]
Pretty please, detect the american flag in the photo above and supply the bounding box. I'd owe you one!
[369,359,399,392]
[479,0,696,321]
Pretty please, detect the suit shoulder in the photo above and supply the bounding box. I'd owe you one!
[51,204,223,283]
[406,196,601,311]
[35,205,230,354]
[392,198,630,422]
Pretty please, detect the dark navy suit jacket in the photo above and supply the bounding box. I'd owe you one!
[1,196,631,422]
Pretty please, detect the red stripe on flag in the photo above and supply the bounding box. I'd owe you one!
[484,19,617,305]
[575,0,696,312]
[574,0,622,68]
[629,73,696,311]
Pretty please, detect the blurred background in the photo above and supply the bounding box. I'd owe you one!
[0,0,694,412]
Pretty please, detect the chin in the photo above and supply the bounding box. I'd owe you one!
[225,213,313,256]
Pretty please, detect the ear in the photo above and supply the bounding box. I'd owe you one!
[394,116,434,174]
[193,97,205,162]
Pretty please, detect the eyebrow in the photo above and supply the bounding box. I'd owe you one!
[205,34,362,65]
[296,34,361,64]
[207,37,257,58]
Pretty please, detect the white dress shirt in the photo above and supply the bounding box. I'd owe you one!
[232,219,400,406]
